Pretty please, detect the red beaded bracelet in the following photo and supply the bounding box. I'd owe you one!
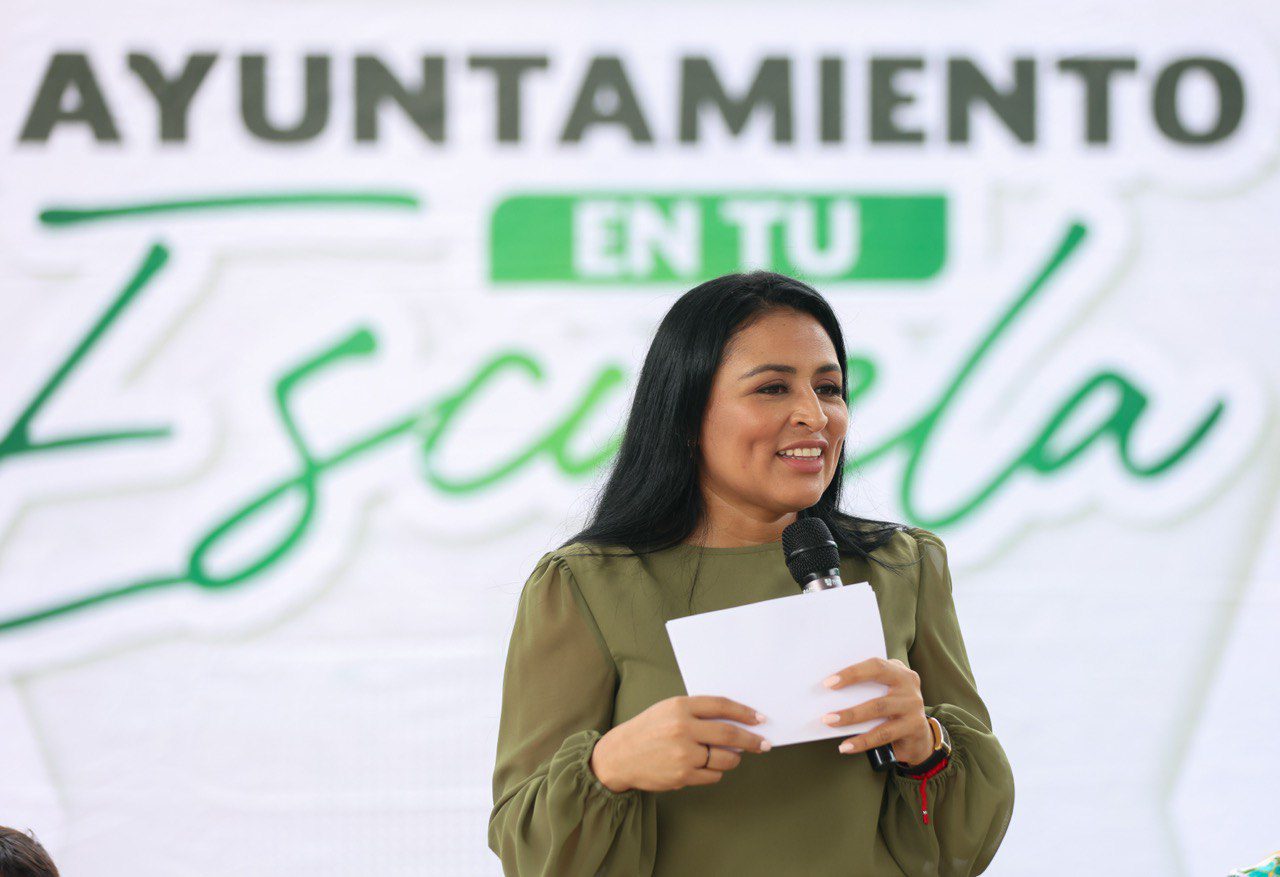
[910,755,951,824]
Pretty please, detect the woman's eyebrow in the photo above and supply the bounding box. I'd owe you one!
[738,363,842,379]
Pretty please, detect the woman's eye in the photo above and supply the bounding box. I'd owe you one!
[758,384,845,396]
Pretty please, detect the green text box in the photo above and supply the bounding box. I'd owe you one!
[490,192,946,284]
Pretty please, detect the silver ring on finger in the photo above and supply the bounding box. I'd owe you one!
[703,744,712,769]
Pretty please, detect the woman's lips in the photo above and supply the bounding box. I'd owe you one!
[776,452,823,472]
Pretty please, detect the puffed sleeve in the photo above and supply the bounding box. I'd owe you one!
[488,551,658,876]
[881,529,1015,876]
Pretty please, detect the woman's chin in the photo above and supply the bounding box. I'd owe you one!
[770,488,826,511]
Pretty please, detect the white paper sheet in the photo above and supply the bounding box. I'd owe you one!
[664,584,890,748]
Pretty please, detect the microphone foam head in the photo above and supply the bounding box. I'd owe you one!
[781,517,840,584]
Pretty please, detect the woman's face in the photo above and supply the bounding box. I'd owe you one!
[696,307,849,527]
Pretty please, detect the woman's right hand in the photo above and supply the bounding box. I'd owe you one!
[589,695,772,793]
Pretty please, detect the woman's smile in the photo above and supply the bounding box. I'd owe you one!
[776,440,828,473]
[776,450,825,473]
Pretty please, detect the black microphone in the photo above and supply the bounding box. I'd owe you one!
[782,516,898,773]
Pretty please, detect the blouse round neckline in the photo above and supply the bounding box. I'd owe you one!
[667,539,784,556]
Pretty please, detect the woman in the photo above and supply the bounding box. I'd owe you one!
[488,272,1014,875]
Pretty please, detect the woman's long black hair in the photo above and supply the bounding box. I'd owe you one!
[559,270,909,577]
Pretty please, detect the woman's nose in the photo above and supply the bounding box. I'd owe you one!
[791,388,828,430]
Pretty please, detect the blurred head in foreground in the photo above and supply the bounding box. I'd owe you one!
[0,827,58,877]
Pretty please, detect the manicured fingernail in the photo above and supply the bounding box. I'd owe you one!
[759,740,772,752]
[755,712,767,723]
[839,741,854,753]
[822,675,841,689]
[822,713,841,726]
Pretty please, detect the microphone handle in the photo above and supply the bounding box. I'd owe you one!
[801,571,899,773]
[867,743,898,772]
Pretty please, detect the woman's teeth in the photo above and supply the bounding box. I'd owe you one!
[778,449,822,458]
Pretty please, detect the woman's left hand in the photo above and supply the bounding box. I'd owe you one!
[819,657,934,765]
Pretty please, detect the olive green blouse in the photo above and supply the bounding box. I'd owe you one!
[488,527,1014,876]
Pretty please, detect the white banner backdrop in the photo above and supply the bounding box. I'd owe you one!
[1,0,1278,874]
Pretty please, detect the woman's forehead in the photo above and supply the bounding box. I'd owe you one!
[723,311,836,363]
